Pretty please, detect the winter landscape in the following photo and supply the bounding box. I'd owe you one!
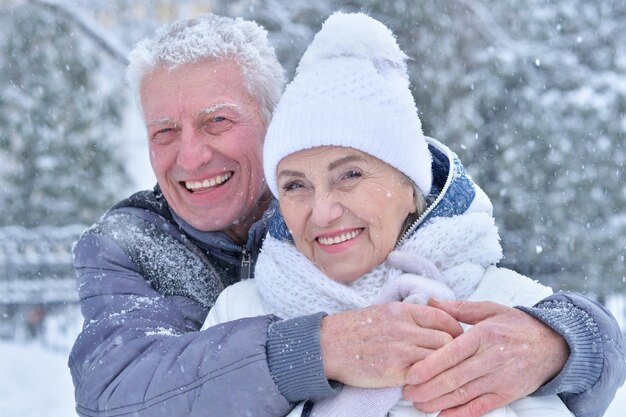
[1,0,625,416]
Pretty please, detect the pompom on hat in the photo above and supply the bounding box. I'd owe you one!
[263,12,432,196]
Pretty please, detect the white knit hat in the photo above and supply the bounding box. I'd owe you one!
[263,12,432,197]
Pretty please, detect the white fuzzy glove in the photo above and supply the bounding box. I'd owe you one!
[378,273,455,305]
[386,250,441,280]
[384,251,455,304]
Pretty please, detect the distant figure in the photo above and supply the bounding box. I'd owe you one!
[25,305,45,339]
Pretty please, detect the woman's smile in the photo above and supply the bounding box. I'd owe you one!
[316,228,363,246]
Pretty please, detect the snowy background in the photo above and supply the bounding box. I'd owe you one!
[1,0,625,415]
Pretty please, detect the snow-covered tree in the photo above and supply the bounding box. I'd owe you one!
[388,0,626,296]
[0,2,129,227]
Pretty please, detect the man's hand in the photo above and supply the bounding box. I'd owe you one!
[402,299,569,417]
[321,302,463,388]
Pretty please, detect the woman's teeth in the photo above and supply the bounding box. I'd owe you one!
[317,229,362,246]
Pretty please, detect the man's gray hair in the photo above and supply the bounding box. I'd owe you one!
[126,13,285,125]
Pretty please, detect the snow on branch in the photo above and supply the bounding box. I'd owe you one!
[30,0,130,65]
[457,0,581,57]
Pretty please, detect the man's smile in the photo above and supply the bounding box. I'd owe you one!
[183,171,233,192]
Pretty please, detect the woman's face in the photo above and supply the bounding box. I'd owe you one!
[276,146,417,283]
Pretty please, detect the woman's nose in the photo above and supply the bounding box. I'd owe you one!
[310,193,344,227]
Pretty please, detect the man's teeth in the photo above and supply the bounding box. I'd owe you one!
[318,229,362,246]
[185,172,232,190]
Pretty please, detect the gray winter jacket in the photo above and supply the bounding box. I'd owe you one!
[68,140,624,417]
[69,188,333,417]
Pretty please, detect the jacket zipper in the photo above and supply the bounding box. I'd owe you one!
[240,248,252,280]
[396,158,454,247]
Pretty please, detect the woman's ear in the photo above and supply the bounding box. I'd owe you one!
[409,184,418,215]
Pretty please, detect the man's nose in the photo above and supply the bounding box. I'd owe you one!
[176,128,214,170]
[310,193,344,227]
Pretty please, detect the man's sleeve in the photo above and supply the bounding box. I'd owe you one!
[266,313,339,402]
[69,233,292,417]
[204,287,338,403]
[516,292,626,417]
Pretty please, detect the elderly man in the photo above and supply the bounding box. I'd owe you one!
[69,13,624,417]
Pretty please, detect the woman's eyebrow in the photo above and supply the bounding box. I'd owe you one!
[328,154,366,171]
[277,169,305,180]
[278,154,365,180]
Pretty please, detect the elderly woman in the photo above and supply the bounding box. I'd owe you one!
[204,12,573,417]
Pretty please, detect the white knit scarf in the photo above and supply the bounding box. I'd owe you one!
[255,211,503,320]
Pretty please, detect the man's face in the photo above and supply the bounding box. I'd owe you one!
[140,59,268,242]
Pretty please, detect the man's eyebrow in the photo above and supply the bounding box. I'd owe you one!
[147,103,239,126]
[328,154,366,171]
[197,102,238,117]
[147,117,175,126]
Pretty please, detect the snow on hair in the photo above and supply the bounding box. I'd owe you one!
[126,13,285,124]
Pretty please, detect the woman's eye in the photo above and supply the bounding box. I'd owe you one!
[342,170,362,180]
[282,181,305,192]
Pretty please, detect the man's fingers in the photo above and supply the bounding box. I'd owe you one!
[404,351,487,402]
[403,302,570,416]
[407,371,505,417]
[426,393,503,417]
[427,298,506,325]
[406,330,480,385]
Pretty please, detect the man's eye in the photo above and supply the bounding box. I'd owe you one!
[151,127,176,144]
[206,116,234,134]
